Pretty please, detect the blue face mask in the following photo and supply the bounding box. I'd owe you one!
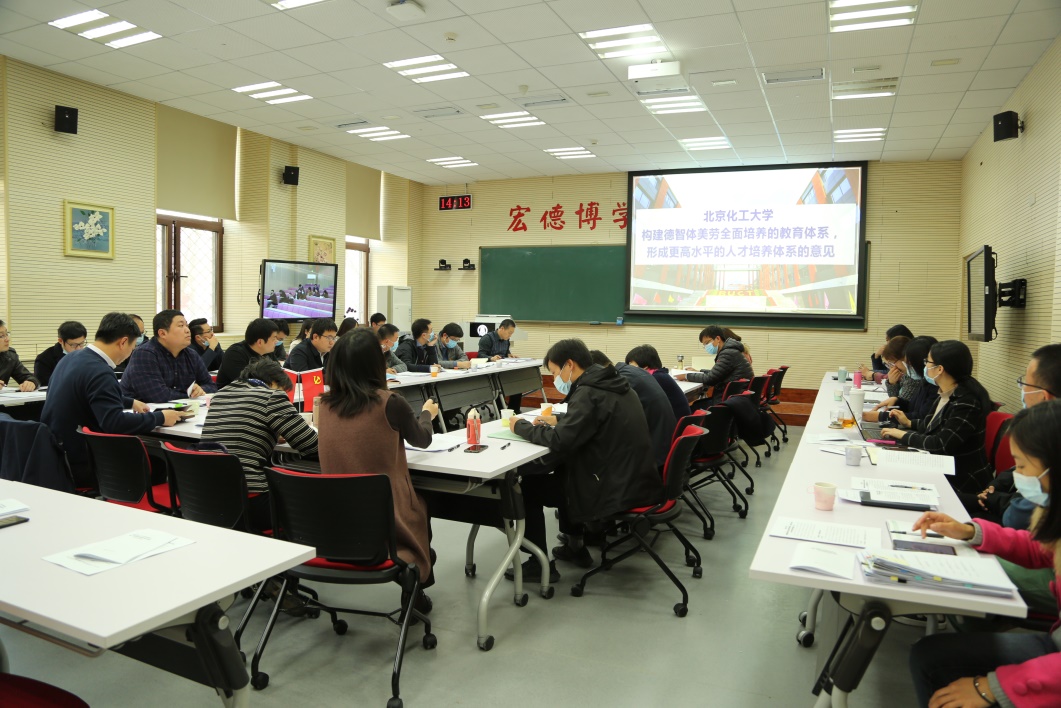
[135,334,146,346]
[1013,468,1050,506]
[275,340,283,348]
[704,341,718,356]
[1021,389,1046,409]
[554,364,572,396]
[391,341,399,352]
[445,338,458,349]
[923,364,938,386]
[908,367,921,382]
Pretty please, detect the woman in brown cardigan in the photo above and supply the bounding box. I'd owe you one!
[317,328,439,611]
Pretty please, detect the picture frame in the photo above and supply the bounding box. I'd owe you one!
[64,200,114,259]
[309,235,336,264]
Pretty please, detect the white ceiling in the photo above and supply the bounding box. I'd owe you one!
[1,0,1059,185]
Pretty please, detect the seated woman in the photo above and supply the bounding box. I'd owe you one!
[624,344,692,421]
[201,357,318,531]
[865,335,938,425]
[316,329,439,611]
[336,317,359,337]
[860,324,914,384]
[909,399,1061,708]
[721,327,753,367]
[876,335,915,399]
[676,325,754,404]
[880,339,994,495]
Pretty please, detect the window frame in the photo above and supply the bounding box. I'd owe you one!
[157,214,225,332]
[345,238,370,323]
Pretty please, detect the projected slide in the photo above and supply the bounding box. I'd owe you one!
[628,164,864,317]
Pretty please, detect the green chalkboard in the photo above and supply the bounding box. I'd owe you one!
[479,246,626,323]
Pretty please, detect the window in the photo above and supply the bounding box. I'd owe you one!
[345,236,369,323]
[156,210,224,330]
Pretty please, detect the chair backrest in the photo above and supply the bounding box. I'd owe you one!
[265,467,398,566]
[163,442,250,530]
[661,425,707,499]
[721,378,750,401]
[767,366,789,402]
[300,368,326,412]
[748,375,771,405]
[985,411,1015,473]
[79,429,155,505]
[677,408,733,460]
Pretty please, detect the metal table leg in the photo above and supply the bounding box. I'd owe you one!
[476,517,526,651]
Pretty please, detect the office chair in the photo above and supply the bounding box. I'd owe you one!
[236,468,435,707]
[684,407,749,520]
[985,411,1015,473]
[765,366,790,443]
[79,429,172,513]
[0,673,89,707]
[161,442,252,531]
[749,374,783,452]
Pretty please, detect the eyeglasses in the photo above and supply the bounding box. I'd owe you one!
[322,335,338,342]
[1017,377,1053,395]
[199,330,214,337]
[65,341,87,349]
[0,332,9,339]
[923,360,940,370]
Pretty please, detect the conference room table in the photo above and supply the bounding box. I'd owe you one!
[0,388,47,407]
[0,479,314,706]
[748,373,1027,708]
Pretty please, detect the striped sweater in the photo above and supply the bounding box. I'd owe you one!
[201,381,318,492]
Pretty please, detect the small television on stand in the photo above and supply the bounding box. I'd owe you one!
[965,246,996,342]
[260,259,338,322]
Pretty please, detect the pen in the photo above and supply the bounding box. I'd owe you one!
[500,443,511,450]
[889,484,930,490]
[892,530,945,539]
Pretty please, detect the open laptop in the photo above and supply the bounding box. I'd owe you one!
[845,397,901,446]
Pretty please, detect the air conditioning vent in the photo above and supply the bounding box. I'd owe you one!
[413,105,465,119]
[762,68,824,85]
[512,93,570,109]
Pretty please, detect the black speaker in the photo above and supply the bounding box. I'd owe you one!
[993,111,1021,142]
[55,105,78,134]
[282,166,299,185]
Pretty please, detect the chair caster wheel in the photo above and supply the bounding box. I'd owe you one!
[387,697,403,708]
[738,509,748,519]
[732,504,742,512]
[764,450,771,458]
[703,529,715,540]
[251,672,269,690]
[797,630,815,647]
[783,437,789,443]
[740,462,748,469]
[478,636,494,651]
[306,608,321,619]
[464,563,476,577]
[571,585,584,597]
[674,603,688,618]
[798,611,808,626]
[685,556,696,567]
[241,587,254,599]
[423,633,437,650]
[514,593,528,607]
[746,486,754,494]
[333,619,348,635]
[692,566,703,579]
[774,444,781,451]
[755,461,762,468]
[541,585,555,599]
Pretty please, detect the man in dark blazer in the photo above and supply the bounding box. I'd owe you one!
[34,321,88,386]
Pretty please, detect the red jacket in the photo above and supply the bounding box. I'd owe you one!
[975,520,1061,707]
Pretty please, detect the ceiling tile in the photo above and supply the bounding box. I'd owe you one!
[601,115,665,132]
[898,71,976,95]
[729,134,780,148]
[140,70,227,95]
[104,0,215,34]
[957,88,1017,109]
[763,82,828,105]
[784,143,834,155]
[121,37,216,71]
[656,14,744,51]
[736,4,828,43]
[1015,0,1061,11]
[474,5,571,43]
[769,101,829,120]
[780,131,832,145]
[282,1,392,40]
[0,7,51,33]
[904,47,992,75]
[47,60,127,87]
[980,39,1054,70]
[828,54,908,81]
[402,16,503,53]
[181,61,272,90]
[642,0,734,22]
[775,117,830,133]
[445,44,531,75]
[422,76,496,101]
[346,29,436,64]
[702,90,768,111]
[828,26,915,61]
[285,42,376,73]
[284,74,364,99]
[943,122,987,137]
[689,67,761,94]
[227,13,331,51]
[883,138,941,151]
[678,43,755,74]
[77,51,170,81]
[0,37,66,66]
[110,79,184,102]
[998,8,1061,43]
[506,34,599,69]
[887,125,947,140]
[949,107,997,124]
[748,35,827,66]
[832,114,890,130]
[229,51,319,81]
[169,0,272,24]
[894,92,964,112]
[0,0,92,23]
[187,89,260,111]
[735,146,785,158]
[881,149,933,161]
[174,25,273,61]
[969,66,1033,90]
[537,60,615,88]
[724,120,781,136]
[161,96,227,115]
[2,25,111,62]
[917,0,1019,24]
[929,148,969,161]
[832,96,895,116]
[653,112,724,129]
[477,68,556,94]
[546,0,650,33]
[909,16,1007,54]
[935,135,978,149]
[712,106,774,124]
[890,109,956,126]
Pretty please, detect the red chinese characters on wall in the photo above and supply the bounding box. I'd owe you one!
[506,201,628,232]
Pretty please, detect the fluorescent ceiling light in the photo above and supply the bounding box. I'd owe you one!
[587,36,661,49]
[557,154,595,159]
[830,0,905,7]
[347,126,389,134]
[444,163,477,167]
[687,145,731,150]
[545,148,587,153]
[105,31,161,48]
[712,79,738,87]
[599,46,667,59]
[250,88,297,99]
[272,0,329,8]
[834,128,885,134]
[79,21,135,39]
[647,101,705,110]
[832,5,915,21]
[831,18,913,32]
[383,55,444,68]
[931,58,960,67]
[500,121,545,128]
[412,72,469,83]
[428,157,463,162]
[50,10,108,29]
[835,137,884,142]
[266,94,313,104]
[578,24,653,39]
[398,63,457,76]
[641,96,698,104]
[233,81,281,93]
[370,134,410,141]
[480,111,528,120]
[682,138,728,143]
[436,161,471,166]
[832,91,895,100]
[362,130,399,136]
[653,107,707,114]
[491,116,539,124]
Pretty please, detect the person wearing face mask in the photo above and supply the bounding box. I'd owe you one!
[114,315,146,376]
[267,320,289,363]
[865,336,938,425]
[189,318,224,371]
[909,400,1061,708]
[506,339,660,582]
[395,318,440,373]
[377,323,407,374]
[675,324,754,404]
[434,323,470,370]
[859,324,914,384]
[880,340,994,495]
[33,321,88,386]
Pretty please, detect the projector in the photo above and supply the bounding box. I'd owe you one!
[628,60,681,81]
[387,0,426,21]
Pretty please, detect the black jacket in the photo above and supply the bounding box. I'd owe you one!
[216,341,262,389]
[395,338,438,373]
[192,340,224,371]
[651,368,692,421]
[0,413,73,492]
[686,338,754,402]
[34,343,66,386]
[477,330,511,358]
[285,339,328,373]
[906,382,993,494]
[614,363,676,468]
[514,364,660,523]
[0,348,39,388]
[873,380,938,423]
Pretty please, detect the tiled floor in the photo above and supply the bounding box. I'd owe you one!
[1,426,925,707]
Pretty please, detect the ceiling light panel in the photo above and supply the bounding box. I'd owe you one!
[266,95,313,104]
[48,11,163,49]
[272,0,329,9]
[79,21,135,39]
[642,94,706,115]
[829,1,918,33]
[49,10,109,29]
[681,137,730,151]
[428,157,478,168]
[831,78,898,100]
[578,24,666,59]
[105,31,161,48]
[384,55,468,84]
[834,127,886,142]
[480,111,546,128]
[231,81,312,105]
[545,147,596,160]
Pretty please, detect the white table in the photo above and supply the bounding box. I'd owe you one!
[0,479,314,706]
[0,389,47,407]
[748,373,1026,707]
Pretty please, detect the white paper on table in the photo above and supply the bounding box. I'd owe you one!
[837,488,939,508]
[850,477,939,496]
[789,542,855,579]
[46,533,194,576]
[805,433,858,444]
[0,498,29,518]
[405,438,464,453]
[769,517,881,549]
[877,448,955,476]
[860,548,1017,592]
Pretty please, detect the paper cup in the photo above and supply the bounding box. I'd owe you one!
[813,482,838,511]
[832,388,843,402]
[849,390,865,411]
[541,403,553,416]
[837,367,848,382]
[845,446,863,466]
[499,408,514,425]
[430,364,440,377]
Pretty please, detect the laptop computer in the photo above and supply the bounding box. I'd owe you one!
[845,397,900,446]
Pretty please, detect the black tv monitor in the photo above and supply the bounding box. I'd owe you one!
[469,321,496,338]
[260,259,338,322]
[965,245,996,342]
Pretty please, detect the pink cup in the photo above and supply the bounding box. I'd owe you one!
[853,371,862,388]
[813,482,838,511]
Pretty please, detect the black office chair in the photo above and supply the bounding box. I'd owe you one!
[80,429,172,513]
[684,408,750,521]
[236,468,435,707]
[162,442,252,531]
[570,425,706,617]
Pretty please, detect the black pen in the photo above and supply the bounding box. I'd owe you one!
[890,484,930,490]
[892,530,944,539]
[500,443,511,450]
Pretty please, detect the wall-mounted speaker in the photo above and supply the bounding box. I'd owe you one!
[993,111,1022,142]
[55,105,78,134]
[282,165,300,185]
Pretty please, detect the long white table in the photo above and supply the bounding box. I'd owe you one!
[0,389,47,407]
[0,479,314,706]
[749,373,1026,707]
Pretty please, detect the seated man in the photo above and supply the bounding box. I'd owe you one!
[0,320,39,392]
[378,323,407,373]
[477,319,516,361]
[590,350,675,470]
[624,344,692,422]
[676,325,754,404]
[285,318,337,372]
[41,313,184,487]
[34,321,87,386]
[267,320,289,363]
[435,323,471,370]
[508,339,660,581]
[396,318,440,373]
[113,314,145,376]
[215,318,280,388]
[370,313,387,332]
[120,309,218,403]
[189,318,224,371]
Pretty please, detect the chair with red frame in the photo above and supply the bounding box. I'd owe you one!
[79,429,173,513]
[765,366,790,443]
[749,374,783,452]
[985,411,1015,473]
[684,406,750,521]
[235,468,436,704]
[0,673,88,707]
[720,378,751,401]
[299,367,326,413]
[161,442,253,531]
[570,425,706,616]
